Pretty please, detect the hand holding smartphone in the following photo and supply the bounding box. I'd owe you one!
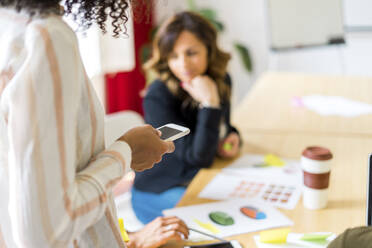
[118,125,175,172]
[157,123,190,141]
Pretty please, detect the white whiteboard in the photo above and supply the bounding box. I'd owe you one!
[267,0,344,50]
[344,0,372,27]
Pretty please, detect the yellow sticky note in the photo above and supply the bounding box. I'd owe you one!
[264,154,285,167]
[118,218,130,242]
[193,219,220,234]
[260,228,291,244]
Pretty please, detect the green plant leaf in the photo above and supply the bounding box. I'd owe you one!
[209,19,224,32]
[187,0,198,11]
[234,43,253,73]
[140,44,152,65]
[149,26,158,40]
[198,8,217,20]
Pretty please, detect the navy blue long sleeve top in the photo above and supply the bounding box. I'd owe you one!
[133,75,238,193]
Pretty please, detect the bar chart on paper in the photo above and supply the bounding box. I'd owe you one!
[199,172,302,209]
[199,154,303,209]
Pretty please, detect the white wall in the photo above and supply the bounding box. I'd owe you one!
[155,0,372,106]
[344,0,372,27]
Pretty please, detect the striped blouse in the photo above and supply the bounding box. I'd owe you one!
[0,8,131,248]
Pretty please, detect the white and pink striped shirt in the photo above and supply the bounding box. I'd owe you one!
[0,8,131,248]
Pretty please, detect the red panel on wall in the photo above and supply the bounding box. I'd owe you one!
[105,2,153,115]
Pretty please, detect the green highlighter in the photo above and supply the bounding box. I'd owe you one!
[223,142,233,151]
[300,233,332,242]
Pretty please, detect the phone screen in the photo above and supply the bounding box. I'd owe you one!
[158,126,183,140]
[186,242,234,248]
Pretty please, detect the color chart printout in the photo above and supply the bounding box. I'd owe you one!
[163,199,293,241]
[199,172,302,209]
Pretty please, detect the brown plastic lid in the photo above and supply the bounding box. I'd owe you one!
[302,146,333,161]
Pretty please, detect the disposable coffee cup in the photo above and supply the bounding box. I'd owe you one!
[301,146,333,209]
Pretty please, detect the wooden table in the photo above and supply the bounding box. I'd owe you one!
[232,72,372,138]
[168,72,372,247]
[176,132,370,247]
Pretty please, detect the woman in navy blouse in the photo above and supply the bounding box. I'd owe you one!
[132,11,241,224]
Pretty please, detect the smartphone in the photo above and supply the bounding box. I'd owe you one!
[185,240,242,248]
[157,123,190,141]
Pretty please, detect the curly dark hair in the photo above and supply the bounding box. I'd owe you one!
[0,0,150,37]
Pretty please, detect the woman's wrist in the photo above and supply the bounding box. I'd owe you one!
[127,232,138,248]
[200,101,220,108]
[201,96,220,108]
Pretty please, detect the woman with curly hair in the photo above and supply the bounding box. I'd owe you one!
[132,11,241,224]
[0,1,189,247]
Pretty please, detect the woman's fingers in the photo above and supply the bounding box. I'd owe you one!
[164,141,175,153]
[219,133,240,158]
[181,81,195,95]
[162,230,184,240]
[163,223,189,239]
[156,230,183,247]
[161,216,189,239]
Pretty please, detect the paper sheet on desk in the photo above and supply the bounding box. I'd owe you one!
[222,154,302,179]
[163,199,293,241]
[199,155,303,210]
[300,95,372,117]
[254,233,336,248]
